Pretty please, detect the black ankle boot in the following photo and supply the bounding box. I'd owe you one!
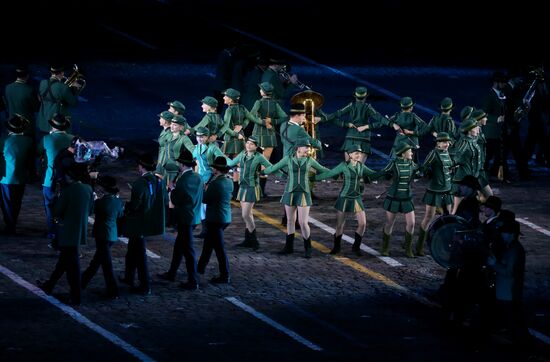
[304,237,312,258]
[279,234,294,254]
[352,232,363,256]
[330,234,342,254]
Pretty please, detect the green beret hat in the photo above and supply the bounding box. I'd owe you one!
[460,106,474,122]
[345,144,365,153]
[195,126,210,136]
[354,86,368,98]
[471,109,487,121]
[394,142,413,156]
[400,97,414,109]
[200,96,218,108]
[440,97,453,111]
[459,118,479,133]
[167,100,186,113]
[158,111,174,121]
[171,115,187,125]
[258,82,274,93]
[223,88,241,100]
[436,132,452,142]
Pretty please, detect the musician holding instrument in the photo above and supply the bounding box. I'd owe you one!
[261,58,298,106]
[37,65,82,134]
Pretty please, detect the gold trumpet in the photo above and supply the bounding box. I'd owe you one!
[65,64,86,93]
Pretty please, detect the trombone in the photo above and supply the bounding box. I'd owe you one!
[279,66,311,90]
[65,64,86,94]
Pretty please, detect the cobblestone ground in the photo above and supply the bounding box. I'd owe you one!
[1,155,549,362]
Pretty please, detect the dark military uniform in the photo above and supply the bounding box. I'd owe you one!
[451,135,483,195]
[249,96,287,148]
[37,77,78,133]
[377,158,420,213]
[4,78,39,135]
[279,120,321,157]
[421,148,454,207]
[221,103,259,154]
[193,112,225,139]
[387,111,428,160]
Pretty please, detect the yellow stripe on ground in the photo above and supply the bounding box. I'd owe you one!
[233,201,439,308]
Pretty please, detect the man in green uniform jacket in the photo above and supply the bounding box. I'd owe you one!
[4,65,39,135]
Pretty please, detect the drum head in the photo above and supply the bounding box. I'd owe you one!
[427,215,472,268]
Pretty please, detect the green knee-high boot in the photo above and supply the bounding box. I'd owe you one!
[330,234,342,254]
[352,232,363,256]
[381,231,391,256]
[279,234,294,254]
[404,232,415,258]
[416,228,427,256]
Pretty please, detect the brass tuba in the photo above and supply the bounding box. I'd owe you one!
[290,90,324,158]
[65,64,86,94]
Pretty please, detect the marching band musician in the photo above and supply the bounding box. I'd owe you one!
[314,145,377,256]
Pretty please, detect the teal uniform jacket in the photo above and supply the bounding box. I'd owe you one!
[421,148,453,192]
[125,172,167,237]
[264,156,329,206]
[4,79,40,135]
[249,97,287,148]
[203,174,233,224]
[171,169,204,226]
[316,161,377,212]
[279,121,321,157]
[425,114,457,141]
[388,111,428,151]
[192,112,225,139]
[193,142,225,184]
[221,104,259,154]
[482,88,506,140]
[92,194,124,242]
[54,181,94,247]
[0,134,33,184]
[452,136,483,181]
[37,77,78,133]
[37,131,74,187]
[330,100,388,153]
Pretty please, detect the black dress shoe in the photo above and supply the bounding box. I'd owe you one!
[157,272,176,282]
[36,280,53,295]
[180,282,199,290]
[209,276,230,284]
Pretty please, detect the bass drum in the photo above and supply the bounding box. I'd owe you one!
[426,214,472,268]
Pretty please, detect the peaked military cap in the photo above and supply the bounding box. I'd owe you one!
[471,109,487,121]
[158,111,174,121]
[259,82,274,93]
[171,115,188,125]
[5,114,29,133]
[394,142,413,156]
[354,86,368,98]
[436,132,452,142]
[460,106,474,121]
[440,97,453,111]
[223,88,241,100]
[167,100,186,113]
[195,126,210,136]
[400,96,414,109]
[48,113,71,131]
[200,96,218,108]
[459,118,478,133]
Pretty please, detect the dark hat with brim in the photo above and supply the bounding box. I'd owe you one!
[211,156,230,172]
[258,82,274,94]
[66,162,89,182]
[440,97,453,111]
[158,111,174,121]
[471,109,487,121]
[15,64,29,74]
[176,148,196,167]
[345,144,365,153]
[501,220,521,235]
[394,142,413,156]
[200,96,218,108]
[268,58,287,65]
[460,106,474,121]
[223,88,241,100]
[400,97,414,109]
[436,132,452,142]
[50,65,64,73]
[167,100,186,113]
[195,126,210,136]
[289,103,306,115]
[5,114,29,133]
[455,175,480,190]
[459,118,479,133]
[354,86,368,98]
[137,153,156,171]
[482,195,502,212]
[48,113,71,131]
[97,175,119,194]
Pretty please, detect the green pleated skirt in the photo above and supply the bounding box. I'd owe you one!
[422,190,453,207]
[383,196,414,213]
[334,196,364,213]
[237,185,261,203]
[281,191,311,207]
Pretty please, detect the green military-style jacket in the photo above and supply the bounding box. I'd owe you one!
[452,135,483,181]
[37,131,74,188]
[421,148,454,192]
[482,88,507,140]
[161,132,195,181]
[315,161,377,199]
[227,151,273,187]
[4,79,40,135]
[388,111,428,151]
[279,121,322,157]
[203,174,233,224]
[331,100,387,143]
[249,97,287,148]
[171,169,204,226]
[376,158,419,199]
[0,134,33,185]
[54,181,94,247]
[125,172,167,237]
[192,142,225,184]
[156,127,172,172]
[425,114,457,140]
[92,194,124,242]
[264,156,329,194]
[221,104,259,154]
[37,77,78,133]
[192,112,225,139]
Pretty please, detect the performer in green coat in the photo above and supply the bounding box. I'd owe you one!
[387,97,428,163]
[471,109,494,199]
[424,97,457,141]
[192,96,225,141]
[315,145,377,255]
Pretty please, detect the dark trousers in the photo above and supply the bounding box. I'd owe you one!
[485,138,508,177]
[124,236,150,290]
[504,125,529,177]
[81,239,118,296]
[42,186,57,234]
[168,224,199,285]
[524,114,549,164]
[0,183,25,233]
[197,222,230,278]
[46,246,81,304]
